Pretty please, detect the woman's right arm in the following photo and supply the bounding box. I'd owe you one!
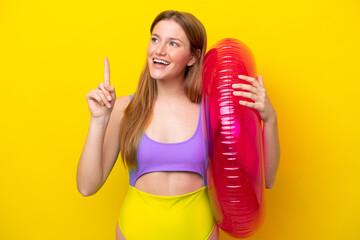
[76,57,129,196]
[76,96,129,196]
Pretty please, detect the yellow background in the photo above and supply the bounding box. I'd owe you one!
[1,0,359,239]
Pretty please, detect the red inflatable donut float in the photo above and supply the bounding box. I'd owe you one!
[202,38,266,238]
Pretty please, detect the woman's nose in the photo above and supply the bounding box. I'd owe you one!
[156,43,166,56]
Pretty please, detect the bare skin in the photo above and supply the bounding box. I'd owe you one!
[84,18,278,239]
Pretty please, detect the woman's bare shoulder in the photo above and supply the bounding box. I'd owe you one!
[112,95,131,113]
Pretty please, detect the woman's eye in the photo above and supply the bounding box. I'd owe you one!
[170,42,178,47]
[151,37,158,42]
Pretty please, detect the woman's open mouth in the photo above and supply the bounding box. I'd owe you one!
[153,58,170,68]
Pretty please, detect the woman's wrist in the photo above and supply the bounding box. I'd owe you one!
[90,115,110,130]
[263,110,277,125]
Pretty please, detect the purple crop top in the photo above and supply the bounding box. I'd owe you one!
[128,94,208,187]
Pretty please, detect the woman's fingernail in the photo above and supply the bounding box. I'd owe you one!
[107,96,111,100]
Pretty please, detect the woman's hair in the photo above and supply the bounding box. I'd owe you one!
[119,10,207,171]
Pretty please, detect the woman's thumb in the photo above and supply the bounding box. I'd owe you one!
[104,84,114,92]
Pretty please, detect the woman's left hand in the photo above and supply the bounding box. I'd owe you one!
[232,75,277,123]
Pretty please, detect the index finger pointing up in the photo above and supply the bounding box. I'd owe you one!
[104,57,110,85]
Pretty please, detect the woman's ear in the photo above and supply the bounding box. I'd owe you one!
[187,49,201,67]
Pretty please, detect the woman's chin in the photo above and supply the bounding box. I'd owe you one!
[149,73,166,81]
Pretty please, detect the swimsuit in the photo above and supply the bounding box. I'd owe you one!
[117,94,215,239]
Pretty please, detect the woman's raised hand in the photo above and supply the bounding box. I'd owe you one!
[86,57,117,119]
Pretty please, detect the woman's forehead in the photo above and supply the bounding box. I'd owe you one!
[152,20,189,43]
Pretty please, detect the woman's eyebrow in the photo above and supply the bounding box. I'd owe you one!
[152,33,184,44]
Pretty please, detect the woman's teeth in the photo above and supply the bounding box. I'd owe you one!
[153,59,170,65]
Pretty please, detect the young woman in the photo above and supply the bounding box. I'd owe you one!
[77,10,280,240]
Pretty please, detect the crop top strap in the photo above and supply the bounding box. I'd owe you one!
[130,94,134,101]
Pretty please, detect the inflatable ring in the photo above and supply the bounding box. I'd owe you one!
[202,38,266,238]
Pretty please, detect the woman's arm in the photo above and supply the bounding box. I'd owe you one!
[77,116,109,196]
[262,116,280,189]
[232,74,280,189]
[77,96,129,196]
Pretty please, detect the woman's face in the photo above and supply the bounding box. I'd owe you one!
[147,19,196,81]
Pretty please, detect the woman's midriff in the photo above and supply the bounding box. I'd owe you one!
[134,171,204,196]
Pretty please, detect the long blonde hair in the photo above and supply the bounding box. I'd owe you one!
[119,10,207,171]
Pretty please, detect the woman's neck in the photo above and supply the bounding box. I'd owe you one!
[155,76,188,103]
